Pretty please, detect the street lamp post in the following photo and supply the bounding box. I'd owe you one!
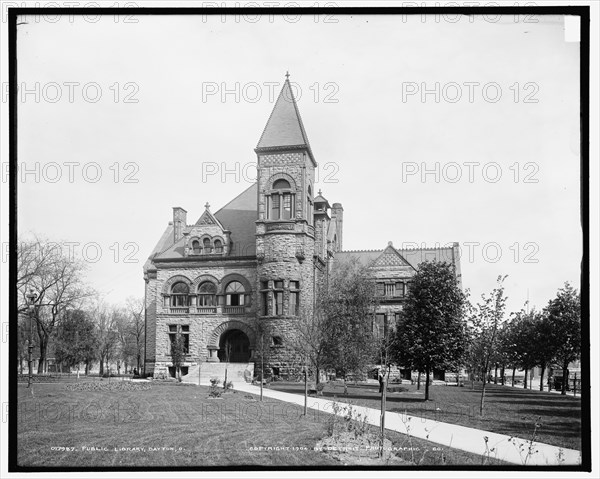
[26,289,38,388]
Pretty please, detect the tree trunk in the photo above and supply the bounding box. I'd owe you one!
[424,366,430,401]
[539,363,546,391]
[512,367,516,386]
[523,368,528,389]
[500,365,505,385]
[561,360,568,395]
[480,368,487,416]
[494,364,498,384]
[85,361,89,375]
[37,335,48,374]
[417,370,421,390]
[316,366,320,385]
[529,369,533,389]
[99,355,105,376]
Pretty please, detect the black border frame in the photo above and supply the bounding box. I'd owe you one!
[7,5,591,473]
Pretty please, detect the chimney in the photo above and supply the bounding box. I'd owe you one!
[172,207,187,243]
[331,203,343,251]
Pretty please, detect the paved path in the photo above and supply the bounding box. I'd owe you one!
[230,382,581,466]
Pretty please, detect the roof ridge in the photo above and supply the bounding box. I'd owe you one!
[339,249,382,253]
[397,246,455,251]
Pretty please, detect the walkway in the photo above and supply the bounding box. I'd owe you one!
[231,382,581,466]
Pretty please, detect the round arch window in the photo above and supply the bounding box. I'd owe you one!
[225,281,245,306]
[198,282,217,307]
[171,282,190,307]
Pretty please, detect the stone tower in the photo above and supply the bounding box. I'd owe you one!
[254,76,317,375]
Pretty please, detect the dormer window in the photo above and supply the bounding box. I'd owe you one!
[214,239,223,254]
[203,237,212,254]
[192,240,201,254]
[266,178,295,221]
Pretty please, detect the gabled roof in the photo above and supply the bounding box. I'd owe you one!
[334,244,459,272]
[372,244,415,269]
[143,223,174,273]
[194,207,226,230]
[256,78,316,164]
[149,184,259,264]
[214,183,258,257]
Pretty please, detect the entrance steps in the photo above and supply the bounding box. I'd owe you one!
[181,362,254,386]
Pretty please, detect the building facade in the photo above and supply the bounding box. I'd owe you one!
[143,76,461,379]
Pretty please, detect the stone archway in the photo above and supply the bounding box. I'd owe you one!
[218,329,251,363]
[207,320,256,362]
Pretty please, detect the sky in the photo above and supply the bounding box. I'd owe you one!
[9,11,585,316]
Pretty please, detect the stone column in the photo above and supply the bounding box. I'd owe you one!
[207,348,220,362]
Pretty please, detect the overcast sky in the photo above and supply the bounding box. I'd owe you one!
[13,11,583,315]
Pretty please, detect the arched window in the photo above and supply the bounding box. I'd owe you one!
[225,281,245,306]
[192,240,201,254]
[273,179,291,189]
[197,282,217,307]
[214,239,223,254]
[171,282,190,307]
[203,237,212,254]
[267,178,295,220]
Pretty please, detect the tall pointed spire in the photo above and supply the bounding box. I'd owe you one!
[256,73,315,164]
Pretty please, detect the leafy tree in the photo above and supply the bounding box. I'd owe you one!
[530,311,556,391]
[508,309,541,389]
[54,309,98,374]
[393,261,467,401]
[544,283,581,395]
[466,275,507,414]
[496,320,519,386]
[321,258,378,382]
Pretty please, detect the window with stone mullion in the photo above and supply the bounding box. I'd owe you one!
[268,192,295,221]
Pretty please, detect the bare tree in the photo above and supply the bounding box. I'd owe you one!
[17,238,93,373]
[125,297,145,372]
[91,302,119,376]
[288,309,328,385]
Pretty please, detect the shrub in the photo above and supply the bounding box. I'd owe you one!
[208,384,222,398]
[223,380,234,391]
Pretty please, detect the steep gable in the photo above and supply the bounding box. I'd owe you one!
[372,244,416,269]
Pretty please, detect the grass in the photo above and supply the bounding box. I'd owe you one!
[268,380,582,451]
[16,381,509,468]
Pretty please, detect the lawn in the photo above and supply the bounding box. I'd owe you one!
[16,380,508,468]
[268,380,582,451]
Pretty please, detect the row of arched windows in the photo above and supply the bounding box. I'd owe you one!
[167,280,247,309]
[190,237,223,255]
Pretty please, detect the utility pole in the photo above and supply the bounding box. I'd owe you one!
[304,365,308,416]
[260,333,264,401]
[26,289,38,388]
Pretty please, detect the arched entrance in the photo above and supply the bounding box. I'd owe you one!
[218,329,250,363]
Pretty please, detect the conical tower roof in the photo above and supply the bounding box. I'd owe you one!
[256,74,316,164]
